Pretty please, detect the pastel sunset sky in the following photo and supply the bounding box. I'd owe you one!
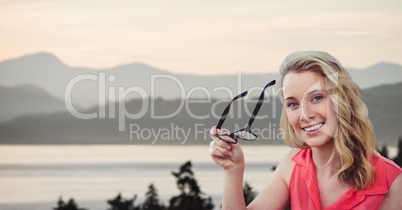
[1,0,401,75]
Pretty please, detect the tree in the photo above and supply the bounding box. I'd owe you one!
[142,183,166,210]
[243,182,257,206]
[54,196,66,210]
[53,196,87,210]
[107,193,139,210]
[168,161,214,210]
[393,137,402,167]
[378,144,389,159]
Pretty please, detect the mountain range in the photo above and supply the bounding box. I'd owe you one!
[0,82,401,146]
[0,52,401,145]
[1,52,402,109]
[0,84,66,122]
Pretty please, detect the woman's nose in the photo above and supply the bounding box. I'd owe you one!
[300,100,315,122]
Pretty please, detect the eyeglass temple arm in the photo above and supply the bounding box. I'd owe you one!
[216,91,248,129]
[246,80,276,128]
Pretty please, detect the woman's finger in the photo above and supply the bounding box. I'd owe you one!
[210,126,236,144]
[209,144,226,158]
[210,126,217,136]
[210,141,233,157]
[212,137,232,150]
[218,135,237,144]
[210,126,230,136]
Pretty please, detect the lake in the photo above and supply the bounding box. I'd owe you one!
[0,145,294,210]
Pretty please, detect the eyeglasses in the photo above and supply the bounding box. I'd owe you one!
[215,80,276,144]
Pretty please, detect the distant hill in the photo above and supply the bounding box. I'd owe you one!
[0,52,181,109]
[362,82,402,144]
[1,52,402,109]
[0,52,401,145]
[0,85,66,122]
[0,82,401,146]
[348,62,402,89]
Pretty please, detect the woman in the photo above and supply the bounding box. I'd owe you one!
[209,51,402,209]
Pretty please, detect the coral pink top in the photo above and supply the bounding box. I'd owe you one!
[289,149,402,210]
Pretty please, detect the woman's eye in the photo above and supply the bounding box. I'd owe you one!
[287,102,298,109]
[312,95,323,102]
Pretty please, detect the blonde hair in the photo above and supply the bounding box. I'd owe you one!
[279,51,377,190]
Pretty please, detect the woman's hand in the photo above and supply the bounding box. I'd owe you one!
[209,126,245,171]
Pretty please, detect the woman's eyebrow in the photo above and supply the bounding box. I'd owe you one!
[284,96,296,101]
[305,89,323,96]
[284,89,324,101]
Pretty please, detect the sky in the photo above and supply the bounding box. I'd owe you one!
[0,0,402,75]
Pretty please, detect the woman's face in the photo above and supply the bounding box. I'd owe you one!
[282,71,338,148]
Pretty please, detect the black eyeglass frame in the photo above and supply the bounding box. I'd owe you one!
[215,80,276,144]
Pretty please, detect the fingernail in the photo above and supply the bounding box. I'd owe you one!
[226,145,231,150]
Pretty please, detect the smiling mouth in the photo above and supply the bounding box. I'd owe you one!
[303,123,324,132]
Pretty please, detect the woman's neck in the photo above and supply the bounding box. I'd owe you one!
[311,141,338,176]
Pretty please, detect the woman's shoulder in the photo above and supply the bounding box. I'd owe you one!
[283,147,312,165]
[283,147,302,162]
[275,148,301,185]
[373,153,402,182]
[381,155,402,175]
[372,153,402,209]
[277,147,301,168]
[378,165,402,209]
